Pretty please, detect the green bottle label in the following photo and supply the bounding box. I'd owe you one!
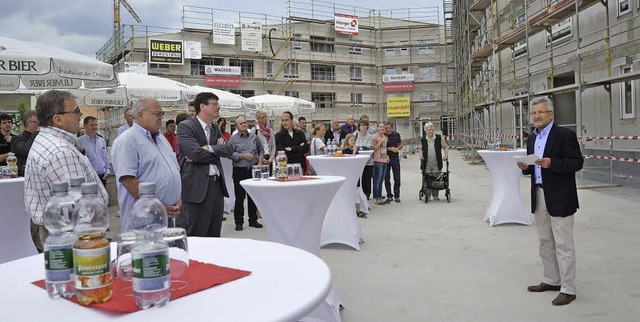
[44,246,74,270]
[132,251,170,279]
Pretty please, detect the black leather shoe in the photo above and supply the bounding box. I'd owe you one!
[249,222,263,228]
[527,282,561,292]
[235,224,243,231]
[552,292,576,306]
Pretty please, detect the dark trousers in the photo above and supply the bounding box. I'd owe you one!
[181,178,224,237]
[232,167,258,225]
[97,173,107,188]
[362,165,373,199]
[384,157,401,198]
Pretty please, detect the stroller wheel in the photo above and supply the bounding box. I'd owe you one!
[446,190,451,203]
[419,190,424,200]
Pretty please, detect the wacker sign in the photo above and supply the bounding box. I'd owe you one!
[149,39,183,65]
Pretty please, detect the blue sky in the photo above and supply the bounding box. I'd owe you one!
[0,0,441,57]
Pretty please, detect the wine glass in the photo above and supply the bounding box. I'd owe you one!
[162,227,189,290]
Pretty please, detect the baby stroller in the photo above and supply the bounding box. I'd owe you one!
[418,160,451,203]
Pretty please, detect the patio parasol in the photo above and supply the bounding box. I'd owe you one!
[247,94,316,116]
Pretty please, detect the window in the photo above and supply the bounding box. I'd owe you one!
[266,61,273,77]
[512,41,527,60]
[284,62,299,78]
[311,92,336,108]
[190,57,224,75]
[384,42,395,56]
[401,66,410,74]
[230,89,255,98]
[385,68,396,75]
[350,93,363,107]
[546,18,572,46]
[420,91,437,107]
[417,39,435,55]
[350,66,362,81]
[292,34,302,50]
[418,66,436,80]
[620,65,636,119]
[311,64,335,81]
[400,41,409,56]
[284,91,299,98]
[310,36,334,53]
[514,13,525,28]
[150,63,170,73]
[619,0,631,16]
[229,59,254,77]
[349,39,362,55]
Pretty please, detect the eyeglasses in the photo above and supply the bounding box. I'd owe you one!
[143,110,165,118]
[530,111,552,116]
[208,101,220,106]
[57,107,82,116]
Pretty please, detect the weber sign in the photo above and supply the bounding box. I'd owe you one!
[149,39,183,65]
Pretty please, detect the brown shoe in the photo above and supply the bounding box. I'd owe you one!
[552,292,576,306]
[527,282,561,292]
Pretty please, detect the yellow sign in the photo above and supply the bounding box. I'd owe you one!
[386,97,411,118]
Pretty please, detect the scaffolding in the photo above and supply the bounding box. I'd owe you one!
[450,0,640,187]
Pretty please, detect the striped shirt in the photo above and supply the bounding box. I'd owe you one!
[24,127,108,225]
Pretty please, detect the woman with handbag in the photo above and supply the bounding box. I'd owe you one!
[420,122,449,200]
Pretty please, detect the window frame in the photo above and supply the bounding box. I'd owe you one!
[620,65,636,119]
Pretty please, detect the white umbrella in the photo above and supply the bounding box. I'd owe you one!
[81,72,199,106]
[190,85,258,110]
[0,36,118,91]
[247,94,316,116]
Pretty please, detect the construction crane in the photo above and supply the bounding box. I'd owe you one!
[114,0,141,34]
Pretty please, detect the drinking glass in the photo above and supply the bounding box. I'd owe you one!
[292,163,302,179]
[163,227,189,290]
[252,165,262,181]
[287,164,295,179]
[261,165,270,179]
[114,231,136,281]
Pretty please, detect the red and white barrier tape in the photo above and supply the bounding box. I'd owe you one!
[579,136,640,142]
[583,155,640,163]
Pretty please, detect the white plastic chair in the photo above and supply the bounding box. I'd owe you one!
[0,178,38,264]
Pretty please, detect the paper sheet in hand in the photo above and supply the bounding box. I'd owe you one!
[514,154,539,165]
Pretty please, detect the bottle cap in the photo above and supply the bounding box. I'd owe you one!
[51,181,69,193]
[70,176,85,187]
[139,182,156,194]
[81,182,98,194]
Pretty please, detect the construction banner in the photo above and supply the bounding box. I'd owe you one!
[149,39,183,65]
[387,96,411,118]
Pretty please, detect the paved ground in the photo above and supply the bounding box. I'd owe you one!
[108,149,640,322]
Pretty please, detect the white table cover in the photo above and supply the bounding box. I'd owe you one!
[0,238,331,322]
[307,155,370,250]
[221,158,235,213]
[477,149,532,226]
[241,175,346,322]
[0,177,37,264]
[357,150,374,214]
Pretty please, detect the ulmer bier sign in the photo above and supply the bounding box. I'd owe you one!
[149,39,183,65]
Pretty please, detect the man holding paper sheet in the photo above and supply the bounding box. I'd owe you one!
[516,96,583,306]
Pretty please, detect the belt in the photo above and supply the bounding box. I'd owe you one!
[207,175,220,181]
[535,184,544,189]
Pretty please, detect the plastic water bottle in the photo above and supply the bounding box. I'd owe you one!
[130,182,170,309]
[73,182,112,306]
[43,182,77,299]
[68,176,85,203]
[6,152,18,178]
[495,137,502,151]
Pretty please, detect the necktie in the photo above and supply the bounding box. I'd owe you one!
[205,124,211,144]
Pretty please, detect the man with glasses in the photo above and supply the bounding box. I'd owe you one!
[517,96,583,306]
[24,90,108,252]
[0,113,16,166]
[11,111,38,176]
[177,92,234,237]
[111,97,182,231]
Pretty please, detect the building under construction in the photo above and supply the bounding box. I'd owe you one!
[445,0,640,187]
[95,0,453,147]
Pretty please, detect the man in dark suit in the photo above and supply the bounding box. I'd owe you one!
[275,111,309,173]
[177,92,234,237]
[324,118,348,144]
[11,111,38,176]
[517,96,583,306]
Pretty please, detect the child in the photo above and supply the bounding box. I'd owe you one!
[341,133,358,155]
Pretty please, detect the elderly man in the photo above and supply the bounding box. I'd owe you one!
[324,118,348,144]
[112,97,182,231]
[178,92,234,237]
[0,113,16,166]
[229,115,264,231]
[340,114,357,134]
[11,111,38,176]
[517,97,583,306]
[117,107,133,135]
[77,116,110,187]
[24,90,108,252]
